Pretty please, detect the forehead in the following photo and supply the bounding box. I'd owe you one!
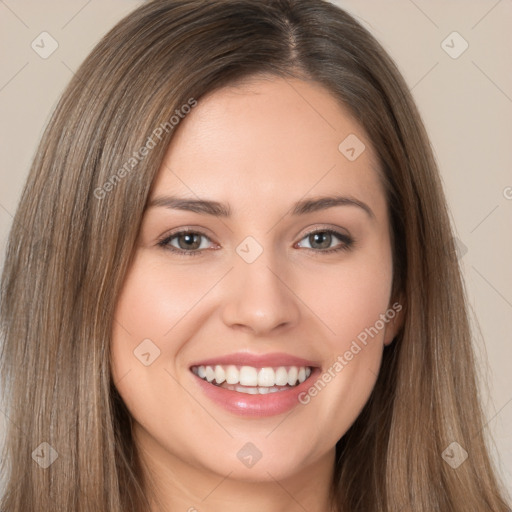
[150,76,384,213]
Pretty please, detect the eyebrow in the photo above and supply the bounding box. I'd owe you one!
[147,194,375,219]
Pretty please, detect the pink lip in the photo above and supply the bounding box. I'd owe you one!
[191,367,321,417]
[189,352,320,369]
[189,352,321,417]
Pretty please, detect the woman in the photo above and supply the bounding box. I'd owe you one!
[0,0,509,510]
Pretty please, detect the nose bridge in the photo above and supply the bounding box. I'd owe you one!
[220,237,301,335]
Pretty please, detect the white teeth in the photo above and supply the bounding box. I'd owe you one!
[225,365,239,384]
[239,366,258,386]
[232,385,280,395]
[257,367,275,387]
[287,366,298,386]
[275,367,289,386]
[205,366,215,382]
[193,364,314,388]
[214,365,226,384]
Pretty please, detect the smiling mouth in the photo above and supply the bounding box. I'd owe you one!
[191,364,313,395]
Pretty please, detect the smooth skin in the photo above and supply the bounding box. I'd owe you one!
[111,75,402,512]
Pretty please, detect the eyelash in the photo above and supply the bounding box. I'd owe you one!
[157,228,355,257]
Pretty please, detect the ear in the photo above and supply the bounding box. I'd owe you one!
[383,296,405,346]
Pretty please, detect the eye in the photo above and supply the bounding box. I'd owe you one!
[157,230,216,256]
[157,228,354,257]
[295,229,354,254]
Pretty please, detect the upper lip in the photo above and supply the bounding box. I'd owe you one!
[190,352,320,369]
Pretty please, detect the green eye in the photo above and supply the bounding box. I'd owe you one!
[158,228,354,257]
[296,229,354,254]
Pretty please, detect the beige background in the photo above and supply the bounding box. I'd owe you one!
[0,0,511,494]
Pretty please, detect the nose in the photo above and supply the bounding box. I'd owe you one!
[220,251,301,336]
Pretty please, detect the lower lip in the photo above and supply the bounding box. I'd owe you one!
[192,368,321,417]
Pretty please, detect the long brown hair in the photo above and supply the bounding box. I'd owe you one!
[1,0,509,510]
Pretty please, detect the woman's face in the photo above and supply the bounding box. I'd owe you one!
[111,76,401,487]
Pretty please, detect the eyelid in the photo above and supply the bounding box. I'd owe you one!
[295,223,351,240]
[156,225,216,244]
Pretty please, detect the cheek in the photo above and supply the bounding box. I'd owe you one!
[292,241,393,442]
[109,250,233,431]
[110,253,179,396]
[115,257,210,335]
[109,255,193,436]
[110,251,215,370]
[301,239,394,352]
